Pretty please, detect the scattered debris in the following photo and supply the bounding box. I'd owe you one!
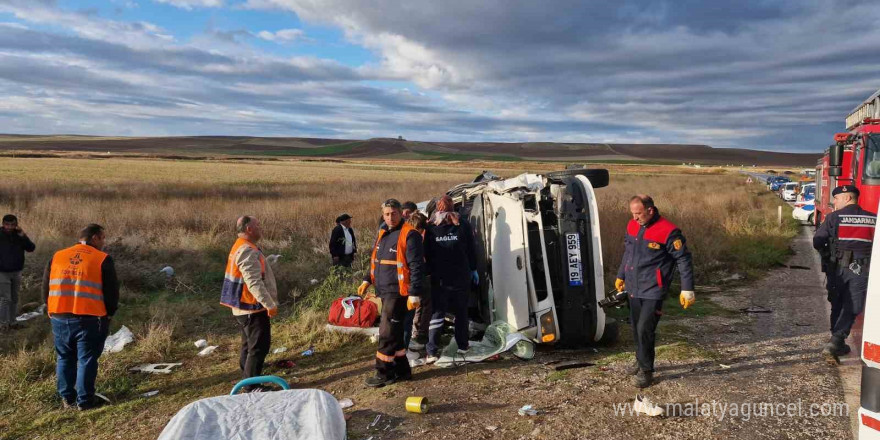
[405,396,428,414]
[486,426,498,432]
[310,279,319,285]
[103,326,134,354]
[553,361,595,372]
[301,346,315,356]
[131,363,183,374]
[338,398,354,409]
[197,346,218,357]
[141,390,160,398]
[409,358,426,367]
[740,306,773,314]
[633,394,664,417]
[95,393,111,403]
[719,363,732,369]
[273,347,288,354]
[194,339,208,349]
[368,414,382,428]
[369,335,378,344]
[274,360,296,369]
[16,304,46,322]
[518,405,538,416]
[159,266,174,277]
[723,273,744,281]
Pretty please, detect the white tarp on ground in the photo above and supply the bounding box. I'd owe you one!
[325,324,379,336]
[157,389,345,440]
[435,321,535,368]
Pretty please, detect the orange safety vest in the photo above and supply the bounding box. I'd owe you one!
[220,237,266,311]
[370,223,414,297]
[47,243,108,317]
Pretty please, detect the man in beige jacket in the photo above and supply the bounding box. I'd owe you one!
[220,216,279,391]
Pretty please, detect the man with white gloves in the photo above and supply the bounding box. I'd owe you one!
[615,195,695,388]
[358,198,426,387]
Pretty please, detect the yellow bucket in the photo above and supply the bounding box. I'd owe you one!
[405,396,428,414]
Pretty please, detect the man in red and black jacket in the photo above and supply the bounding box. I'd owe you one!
[813,185,876,364]
[616,195,694,388]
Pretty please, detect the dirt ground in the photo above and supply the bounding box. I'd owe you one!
[292,225,858,440]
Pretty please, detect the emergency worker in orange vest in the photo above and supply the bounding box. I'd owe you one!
[358,199,426,387]
[42,224,119,410]
[220,216,279,392]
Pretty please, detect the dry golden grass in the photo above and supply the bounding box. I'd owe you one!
[0,157,797,439]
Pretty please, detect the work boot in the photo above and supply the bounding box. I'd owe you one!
[365,374,396,388]
[77,396,108,411]
[633,370,653,388]
[822,337,852,365]
[627,361,640,376]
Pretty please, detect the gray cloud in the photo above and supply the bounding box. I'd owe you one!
[243,0,880,151]
[0,0,878,150]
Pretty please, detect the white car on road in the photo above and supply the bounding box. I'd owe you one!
[792,183,816,224]
[781,182,799,202]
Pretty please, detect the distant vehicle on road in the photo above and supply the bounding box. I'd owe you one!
[781,182,799,202]
[792,183,815,223]
[769,176,791,191]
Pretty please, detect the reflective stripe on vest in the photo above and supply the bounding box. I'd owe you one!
[220,238,266,311]
[369,223,414,297]
[48,243,108,317]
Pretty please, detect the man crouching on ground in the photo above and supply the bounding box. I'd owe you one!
[220,216,279,392]
[359,199,426,387]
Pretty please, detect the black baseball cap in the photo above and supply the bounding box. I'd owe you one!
[335,213,352,223]
[831,185,859,198]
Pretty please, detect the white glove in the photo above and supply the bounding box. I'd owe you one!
[680,291,695,309]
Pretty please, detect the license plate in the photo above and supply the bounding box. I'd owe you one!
[566,233,583,286]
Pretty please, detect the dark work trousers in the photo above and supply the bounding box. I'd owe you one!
[235,310,271,384]
[829,262,869,340]
[51,315,109,406]
[629,297,664,373]
[405,279,432,346]
[376,294,411,380]
[427,285,469,356]
[333,254,354,268]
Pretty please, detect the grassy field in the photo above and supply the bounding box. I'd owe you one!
[0,157,798,439]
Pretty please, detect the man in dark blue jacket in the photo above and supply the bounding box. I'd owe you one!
[1,214,36,330]
[813,185,876,364]
[615,195,694,388]
[424,195,478,363]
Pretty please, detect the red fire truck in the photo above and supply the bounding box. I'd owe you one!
[820,88,880,439]
[815,89,880,226]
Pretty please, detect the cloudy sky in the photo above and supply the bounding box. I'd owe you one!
[1,0,879,151]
